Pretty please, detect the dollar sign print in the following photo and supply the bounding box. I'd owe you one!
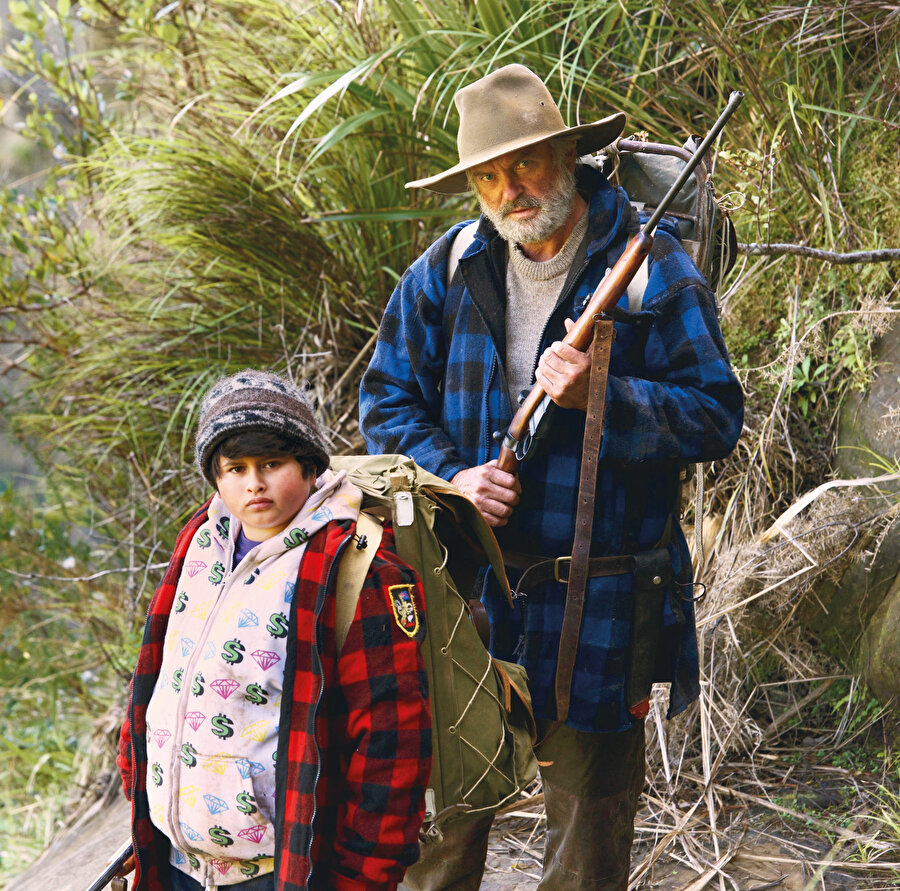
[216,517,230,540]
[180,743,198,768]
[283,528,308,549]
[208,562,225,585]
[222,638,245,664]
[151,763,163,786]
[174,591,189,613]
[211,713,234,739]
[240,863,260,878]
[191,672,205,696]
[209,826,234,847]
[236,791,258,815]
[266,612,289,638]
[196,529,211,549]
[172,668,183,692]
[245,683,268,706]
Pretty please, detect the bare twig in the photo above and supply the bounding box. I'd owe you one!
[738,243,900,264]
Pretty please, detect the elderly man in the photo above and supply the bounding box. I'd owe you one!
[359,65,743,890]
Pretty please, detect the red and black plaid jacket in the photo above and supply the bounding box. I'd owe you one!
[117,501,431,890]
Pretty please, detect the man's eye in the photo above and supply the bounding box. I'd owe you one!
[480,173,494,183]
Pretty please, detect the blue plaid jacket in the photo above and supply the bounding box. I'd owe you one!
[360,167,743,732]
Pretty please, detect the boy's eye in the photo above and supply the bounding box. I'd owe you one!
[264,460,281,469]
[225,465,245,474]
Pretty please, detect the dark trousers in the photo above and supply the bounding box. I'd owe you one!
[399,720,645,890]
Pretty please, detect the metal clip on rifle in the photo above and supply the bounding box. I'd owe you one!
[85,840,133,891]
[497,90,744,474]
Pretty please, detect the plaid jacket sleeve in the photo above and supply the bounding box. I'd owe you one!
[330,539,431,890]
[360,223,473,482]
[601,230,744,463]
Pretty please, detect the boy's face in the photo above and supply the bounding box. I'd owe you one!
[215,454,316,542]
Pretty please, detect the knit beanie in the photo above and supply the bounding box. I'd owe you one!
[195,370,330,485]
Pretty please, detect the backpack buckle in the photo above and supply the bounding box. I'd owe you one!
[553,556,571,583]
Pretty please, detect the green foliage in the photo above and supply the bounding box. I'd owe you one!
[0,485,136,883]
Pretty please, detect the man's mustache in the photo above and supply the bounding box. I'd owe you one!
[499,195,542,217]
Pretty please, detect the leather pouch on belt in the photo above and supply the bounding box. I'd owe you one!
[625,547,673,720]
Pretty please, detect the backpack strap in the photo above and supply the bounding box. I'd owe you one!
[334,511,384,654]
[446,221,479,292]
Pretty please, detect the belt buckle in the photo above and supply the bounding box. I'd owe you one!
[553,556,571,583]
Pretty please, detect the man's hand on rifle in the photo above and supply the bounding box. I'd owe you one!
[452,461,521,527]
[536,318,592,411]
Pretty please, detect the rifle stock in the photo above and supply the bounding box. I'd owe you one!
[497,90,744,475]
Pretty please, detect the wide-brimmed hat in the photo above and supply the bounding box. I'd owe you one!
[406,64,626,194]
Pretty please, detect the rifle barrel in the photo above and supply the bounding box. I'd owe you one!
[642,90,744,235]
[84,840,133,891]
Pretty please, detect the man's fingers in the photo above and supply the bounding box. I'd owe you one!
[544,340,590,367]
[483,462,522,496]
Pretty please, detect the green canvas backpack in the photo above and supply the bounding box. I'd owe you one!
[330,454,538,838]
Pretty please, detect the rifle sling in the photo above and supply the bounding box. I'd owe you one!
[554,316,615,724]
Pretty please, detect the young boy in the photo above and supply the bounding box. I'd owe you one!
[117,370,431,891]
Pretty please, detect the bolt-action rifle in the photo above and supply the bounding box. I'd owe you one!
[497,90,744,473]
[85,840,133,891]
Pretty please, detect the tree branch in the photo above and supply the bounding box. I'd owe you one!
[738,242,900,264]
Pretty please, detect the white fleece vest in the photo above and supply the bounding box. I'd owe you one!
[145,471,361,889]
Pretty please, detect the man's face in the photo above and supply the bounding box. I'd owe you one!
[469,140,577,245]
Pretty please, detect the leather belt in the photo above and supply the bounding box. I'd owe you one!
[512,554,633,597]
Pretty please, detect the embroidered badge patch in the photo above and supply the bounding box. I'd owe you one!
[388,584,419,638]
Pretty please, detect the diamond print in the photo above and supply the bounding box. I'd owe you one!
[202,754,229,775]
[210,678,240,699]
[184,711,206,731]
[240,720,271,743]
[203,794,229,815]
[180,822,202,842]
[152,729,171,748]
[251,649,280,670]
[238,608,259,628]
[237,825,267,844]
[185,560,207,578]
[234,758,266,780]
[190,601,213,620]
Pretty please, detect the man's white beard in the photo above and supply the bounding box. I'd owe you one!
[478,165,577,247]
